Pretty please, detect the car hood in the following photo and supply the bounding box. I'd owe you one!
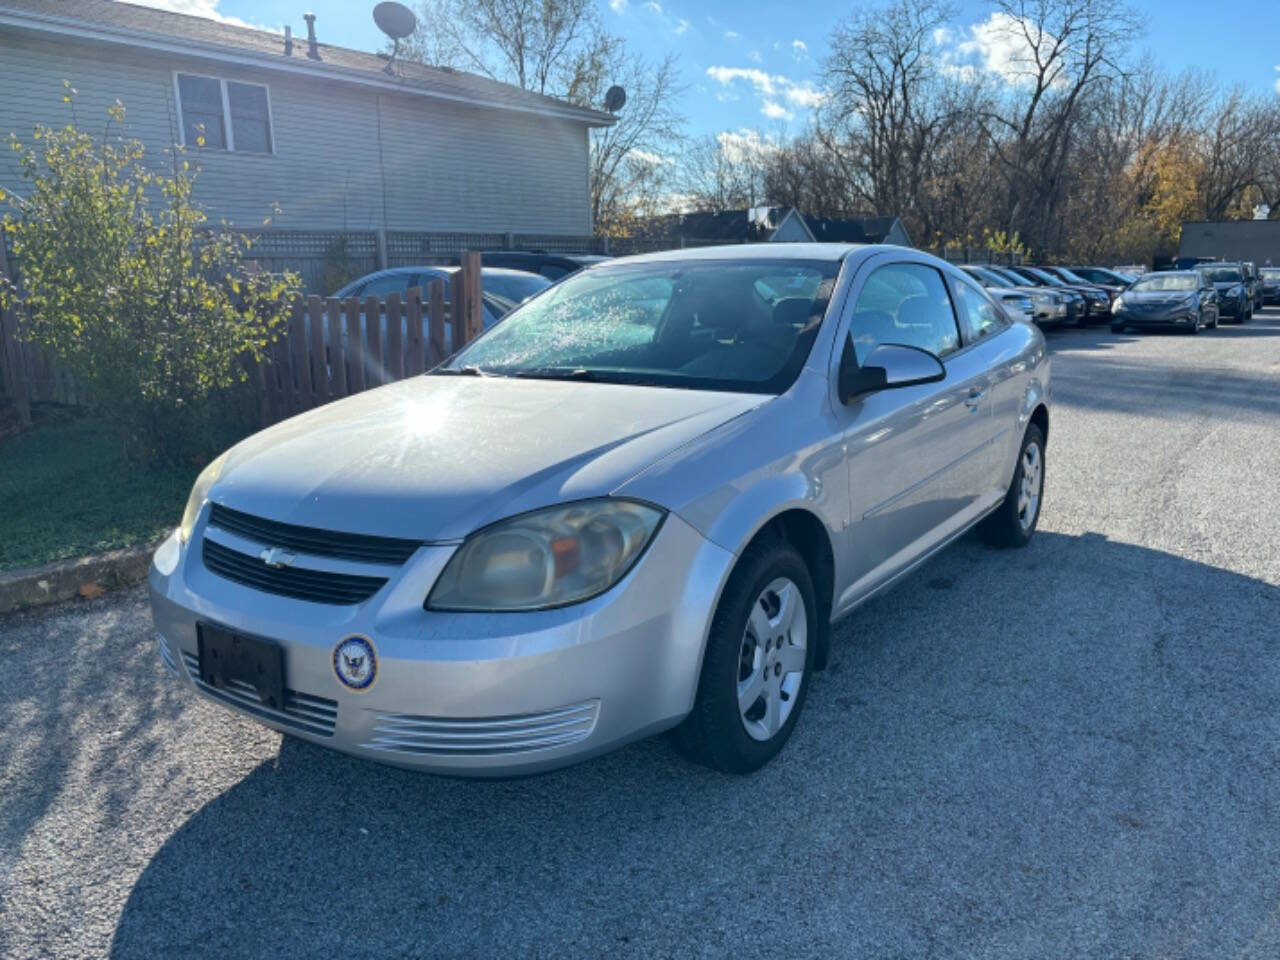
[1123,290,1196,305]
[211,376,769,541]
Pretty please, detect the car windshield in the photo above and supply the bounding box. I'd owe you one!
[443,258,839,394]
[990,268,1032,287]
[1054,268,1090,284]
[1026,269,1066,287]
[1196,266,1242,283]
[1260,268,1280,280]
[482,271,552,303]
[1131,275,1197,292]
[962,266,1005,287]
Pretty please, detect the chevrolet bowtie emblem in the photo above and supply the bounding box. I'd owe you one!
[259,546,297,569]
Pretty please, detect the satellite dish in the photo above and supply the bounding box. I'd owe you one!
[604,85,627,113]
[373,1,417,39]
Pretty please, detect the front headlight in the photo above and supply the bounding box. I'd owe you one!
[1111,296,1124,313]
[427,498,665,611]
[1030,291,1052,306]
[177,451,229,543]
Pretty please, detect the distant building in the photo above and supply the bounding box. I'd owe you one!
[638,207,815,244]
[1179,221,1280,267]
[0,0,612,236]
[801,215,913,247]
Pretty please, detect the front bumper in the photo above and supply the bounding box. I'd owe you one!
[1113,307,1199,327]
[149,511,735,776]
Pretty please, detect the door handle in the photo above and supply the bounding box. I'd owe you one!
[964,388,986,409]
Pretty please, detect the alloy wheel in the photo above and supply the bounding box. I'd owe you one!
[737,577,808,742]
[1017,441,1043,532]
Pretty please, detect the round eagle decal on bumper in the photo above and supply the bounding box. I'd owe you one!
[332,636,378,691]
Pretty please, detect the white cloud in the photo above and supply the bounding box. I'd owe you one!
[724,30,739,39]
[706,66,826,116]
[1275,65,1280,95]
[716,91,740,102]
[761,100,794,121]
[717,129,780,164]
[784,84,826,108]
[791,39,809,61]
[675,17,690,35]
[126,0,276,30]
[748,49,762,63]
[644,1,663,12]
[609,0,628,13]
[630,148,673,166]
[706,66,786,96]
[937,12,1053,86]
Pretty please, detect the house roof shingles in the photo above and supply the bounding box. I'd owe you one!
[0,0,615,125]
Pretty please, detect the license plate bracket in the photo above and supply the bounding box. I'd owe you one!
[197,624,286,711]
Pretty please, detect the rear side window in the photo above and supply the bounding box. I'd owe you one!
[849,263,961,363]
[951,274,1007,341]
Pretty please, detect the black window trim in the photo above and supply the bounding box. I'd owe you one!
[173,71,276,155]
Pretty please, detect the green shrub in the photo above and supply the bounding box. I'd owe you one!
[0,94,300,462]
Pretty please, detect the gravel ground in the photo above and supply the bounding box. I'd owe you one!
[2,310,1279,959]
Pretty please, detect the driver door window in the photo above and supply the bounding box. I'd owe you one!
[849,263,961,363]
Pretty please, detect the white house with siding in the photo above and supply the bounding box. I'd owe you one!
[0,0,614,241]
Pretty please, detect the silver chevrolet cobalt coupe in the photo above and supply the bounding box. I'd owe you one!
[150,244,1050,775]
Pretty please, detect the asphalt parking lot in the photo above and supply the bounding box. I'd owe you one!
[3,310,1279,959]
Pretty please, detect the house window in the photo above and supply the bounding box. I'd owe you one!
[175,73,273,154]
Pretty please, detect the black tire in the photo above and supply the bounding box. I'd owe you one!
[978,423,1045,549]
[1209,311,1219,329]
[1188,315,1200,335]
[673,541,816,774]
[1110,322,1126,334]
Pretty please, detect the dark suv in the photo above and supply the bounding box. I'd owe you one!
[1260,267,1280,305]
[1193,262,1251,322]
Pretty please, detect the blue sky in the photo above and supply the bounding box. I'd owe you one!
[144,0,1280,138]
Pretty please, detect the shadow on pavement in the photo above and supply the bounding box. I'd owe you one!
[107,531,1280,959]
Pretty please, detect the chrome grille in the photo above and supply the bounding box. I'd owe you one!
[202,538,387,605]
[364,701,600,757]
[207,504,422,565]
[182,651,337,737]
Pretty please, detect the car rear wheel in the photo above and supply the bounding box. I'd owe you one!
[978,423,1045,549]
[673,541,816,774]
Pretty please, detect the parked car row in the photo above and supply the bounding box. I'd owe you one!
[958,256,1276,337]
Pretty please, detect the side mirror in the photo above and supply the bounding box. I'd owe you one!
[838,338,946,404]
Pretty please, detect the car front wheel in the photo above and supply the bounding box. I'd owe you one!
[978,423,1045,549]
[674,541,816,774]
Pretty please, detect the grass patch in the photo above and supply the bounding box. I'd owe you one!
[0,413,198,572]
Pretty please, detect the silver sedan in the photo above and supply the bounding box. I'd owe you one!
[150,244,1050,776]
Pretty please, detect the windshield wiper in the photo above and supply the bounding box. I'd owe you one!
[509,368,601,382]
[434,365,498,377]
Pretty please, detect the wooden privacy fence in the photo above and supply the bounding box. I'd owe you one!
[0,250,486,430]
[254,254,484,427]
